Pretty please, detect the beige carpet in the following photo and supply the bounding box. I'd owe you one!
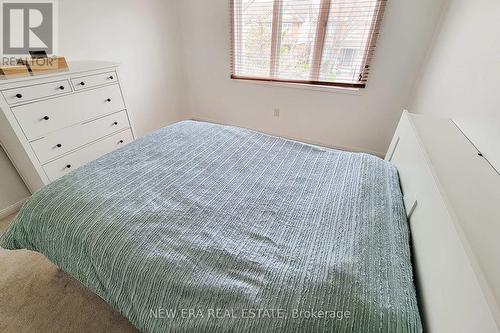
[0,214,138,333]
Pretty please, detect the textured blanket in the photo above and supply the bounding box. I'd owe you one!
[1,120,422,332]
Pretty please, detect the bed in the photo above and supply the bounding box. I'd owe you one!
[1,120,422,332]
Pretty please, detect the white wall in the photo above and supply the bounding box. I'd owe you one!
[59,0,189,135]
[0,0,188,213]
[177,0,447,156]
[410,0,500,173]
[411,0,500,119]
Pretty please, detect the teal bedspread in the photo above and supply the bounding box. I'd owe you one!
[1,121,422,332]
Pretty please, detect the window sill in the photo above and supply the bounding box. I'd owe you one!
[231,78,362,95]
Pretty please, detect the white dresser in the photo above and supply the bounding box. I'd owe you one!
[387,112,500,333]
[0,61,136,193]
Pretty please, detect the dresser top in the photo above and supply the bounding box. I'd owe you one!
[0,60,119,85]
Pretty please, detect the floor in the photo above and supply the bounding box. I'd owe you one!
[0,214,138,333]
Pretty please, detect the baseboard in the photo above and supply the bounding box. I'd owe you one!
[191,116,386,158]
[0,200,25,220]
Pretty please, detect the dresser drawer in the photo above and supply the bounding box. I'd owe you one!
[72,71,117,90]
[31,111,131,163]
[43,129,134,181]
[13,84,125,141]
[388,117,430,215]
[2,80,71,105]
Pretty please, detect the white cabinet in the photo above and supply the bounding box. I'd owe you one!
[43,129,134,182]
[387,112,500,333]
[13,84,126,140]
[0,61,136,192]
[30,110,131,164]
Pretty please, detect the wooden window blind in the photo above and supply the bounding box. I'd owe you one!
[230,0,387,88]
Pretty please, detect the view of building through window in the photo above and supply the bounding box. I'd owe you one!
[277,0,320,80]
[231,0,385,87]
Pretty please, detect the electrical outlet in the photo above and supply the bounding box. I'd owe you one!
[274,108,280,118]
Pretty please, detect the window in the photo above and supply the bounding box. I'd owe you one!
[230,0,387,88]
[337,48,357,68]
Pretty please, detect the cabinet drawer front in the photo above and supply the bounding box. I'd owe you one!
[72,71,117,90]
[31,111,131,163]
[43,129,134,182]
[14,85,125,141]
[389,118,429,215]
[2,80,71,105]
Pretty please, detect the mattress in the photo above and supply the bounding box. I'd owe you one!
[1,120,422,333]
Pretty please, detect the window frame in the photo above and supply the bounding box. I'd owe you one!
[229,0,387,89]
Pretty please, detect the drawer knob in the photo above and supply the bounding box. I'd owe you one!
[113,122,118,125]
[15,93,23,99]
[56,144,62,148]
[106,98,112,102]
[59,86,65,90]
[43,116,50,121]
[80,82,85,86]
[119,140,124,144]
[109,76,114,80]
[66,164,72,169]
